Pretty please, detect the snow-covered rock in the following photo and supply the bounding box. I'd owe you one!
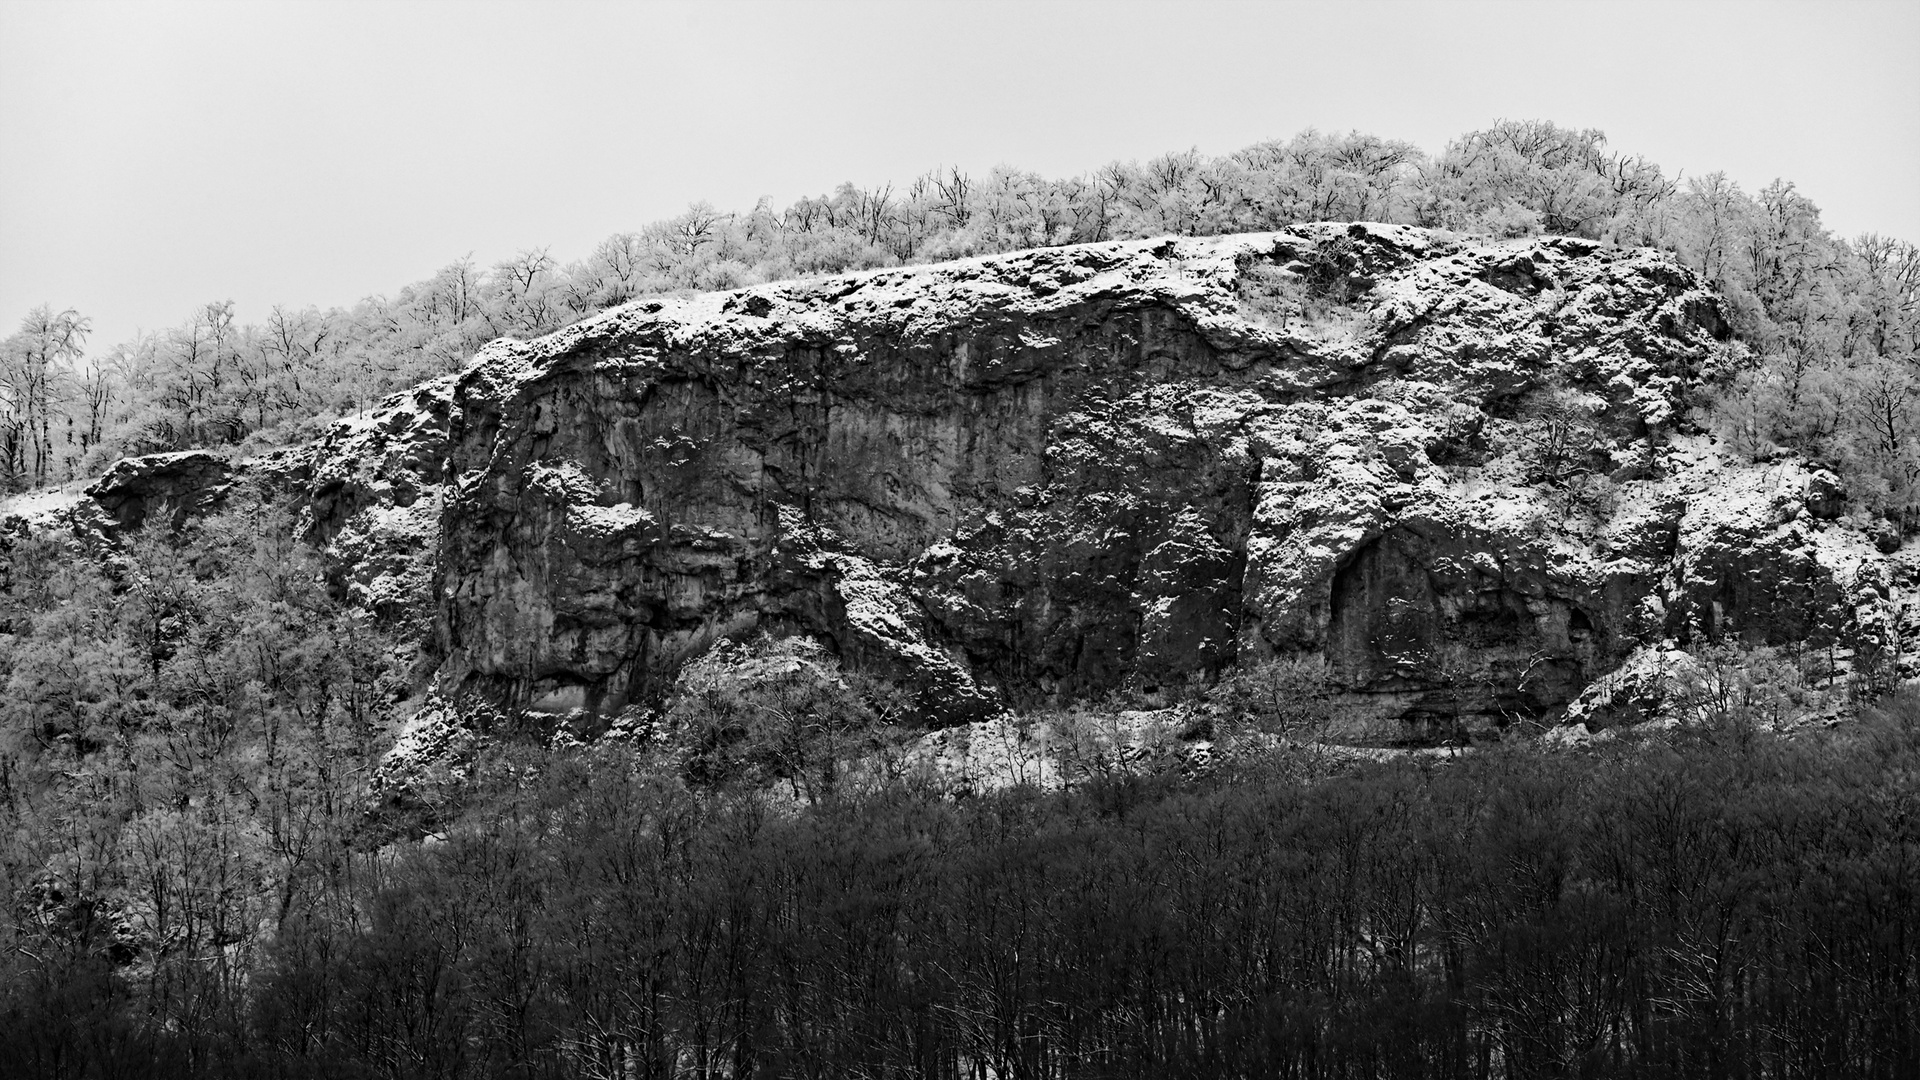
[425,223,1875,730]
[84,449,233,532]
[52,224,1918,740]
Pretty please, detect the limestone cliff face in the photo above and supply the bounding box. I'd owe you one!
[299,377,453,631]
[371,223,1903,728]
[33,224,1912,733]
[85,450,235,532]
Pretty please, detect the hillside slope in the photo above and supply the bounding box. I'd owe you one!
[26,224,1917,737]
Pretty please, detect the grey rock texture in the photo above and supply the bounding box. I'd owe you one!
[84,450,233,532]
[48,224,1916,733]
[410,224,1902,727]
[299,377,454,629]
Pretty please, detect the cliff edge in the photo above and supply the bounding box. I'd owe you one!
[31,223,1914,737]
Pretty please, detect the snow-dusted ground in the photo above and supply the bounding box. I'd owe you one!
[0,481,89,527]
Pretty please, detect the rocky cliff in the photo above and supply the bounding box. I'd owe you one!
[26,223,1918,737]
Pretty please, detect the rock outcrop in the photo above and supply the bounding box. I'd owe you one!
[299,377,454,630]
[45,223,1917,735]
[400,223,1901,729]
[84,450,233,532]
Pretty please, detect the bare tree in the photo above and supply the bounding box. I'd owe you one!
[931,165,973,229]
[490,248,560,335]
[0,306,90,489]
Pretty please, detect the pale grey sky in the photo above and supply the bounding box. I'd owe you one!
[3,0,1916,353]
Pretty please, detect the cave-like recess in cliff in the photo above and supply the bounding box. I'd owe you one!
[1325,526,1598,729]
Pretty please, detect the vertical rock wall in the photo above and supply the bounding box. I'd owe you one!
[54,224,1906,734]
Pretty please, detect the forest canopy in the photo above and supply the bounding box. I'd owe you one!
[3,507,1917,1078]
[4,119,1916,506]
[3,508,1918,1076]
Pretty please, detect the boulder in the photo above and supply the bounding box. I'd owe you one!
[84,450,233,532]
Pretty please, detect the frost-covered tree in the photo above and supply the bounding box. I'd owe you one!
[0,306,89,490]
[1421,119,1674,240]
[8,118,1914,503]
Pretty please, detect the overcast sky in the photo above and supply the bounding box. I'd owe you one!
[3,0,1916,353]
